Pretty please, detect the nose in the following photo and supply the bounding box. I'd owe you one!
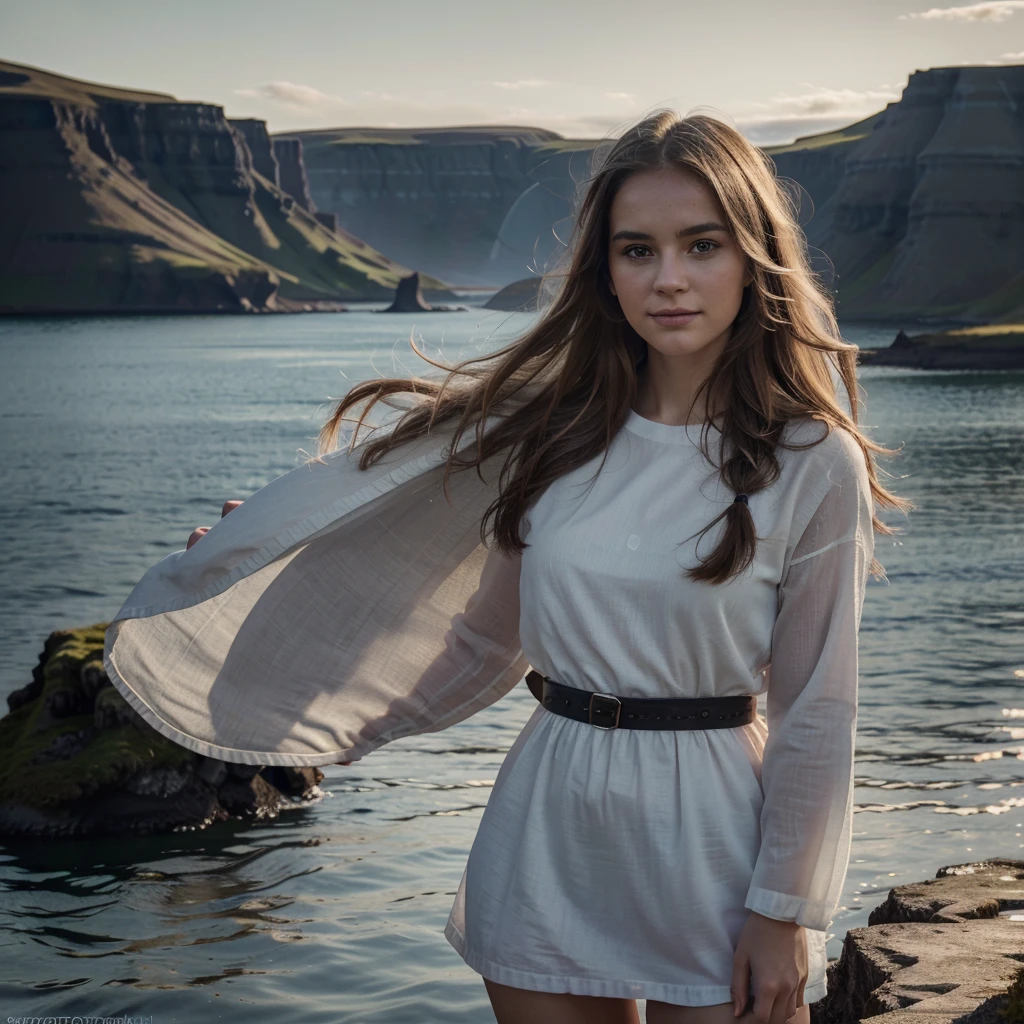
[652,249,690,293]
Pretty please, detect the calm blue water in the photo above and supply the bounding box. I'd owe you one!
[0,308,1022,1023]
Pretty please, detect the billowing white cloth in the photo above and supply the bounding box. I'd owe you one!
[104,402,873,1006]
[103,403,528,767]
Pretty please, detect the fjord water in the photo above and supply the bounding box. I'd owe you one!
[0,309,1021,1023]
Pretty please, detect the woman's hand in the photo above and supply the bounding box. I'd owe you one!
[186,500,243,550]
[731,911,808,1023]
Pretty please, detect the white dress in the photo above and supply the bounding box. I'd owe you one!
[102,396,873,1008]
[443,410,874,1006]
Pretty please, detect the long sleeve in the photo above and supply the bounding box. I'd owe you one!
[371,544,528,747]
[744,434,874,931]
[103,411,530,767]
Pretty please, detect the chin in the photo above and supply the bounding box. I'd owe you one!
[640,333,720,357]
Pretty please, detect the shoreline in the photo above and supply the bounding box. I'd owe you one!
[857,324,1024,370]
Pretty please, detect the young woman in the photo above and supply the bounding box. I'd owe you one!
[107,111,909,1024]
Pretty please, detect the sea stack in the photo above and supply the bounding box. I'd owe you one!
[384,272,433,312]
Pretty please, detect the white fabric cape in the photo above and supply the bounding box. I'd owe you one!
[103,407,528,767]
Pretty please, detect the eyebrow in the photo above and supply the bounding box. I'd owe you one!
[610,221,728,243]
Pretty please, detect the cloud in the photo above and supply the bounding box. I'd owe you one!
[740,84,903,117]
[729,82,903,146]
[228,78,909,145]
[899,1,1024,21]
[489,79,555,90]
[735,115,877,146]
[933,50,1024,62]
[233,81,348,108]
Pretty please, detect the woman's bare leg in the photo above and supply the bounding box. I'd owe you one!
[484,978,642,1024]
[646,999,811,1024]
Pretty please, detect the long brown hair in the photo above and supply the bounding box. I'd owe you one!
[315,110,911,584]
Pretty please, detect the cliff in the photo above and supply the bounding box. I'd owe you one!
[8,57,1021,320]
[228,117,279,186]
[766,112,887,224]
[0,60,454,314]
[763,64,1024,323]
[284,63,1024,321]
[275,124,597,287]
[272,136,316,213]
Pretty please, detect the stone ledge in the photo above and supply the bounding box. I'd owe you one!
[814,859,1024,1024]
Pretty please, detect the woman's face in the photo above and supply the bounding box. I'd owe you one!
[606,166,753,365]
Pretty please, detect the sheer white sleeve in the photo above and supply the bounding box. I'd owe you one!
[374,544,527,746]
[744,435,875,931]
[103,418,530,768]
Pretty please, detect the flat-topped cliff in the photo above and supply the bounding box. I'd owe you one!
[777,64,1024,323]
[0,60,453,313]
[283,64,1024,321]
[275,125,597,287]
[5,57,1020,320]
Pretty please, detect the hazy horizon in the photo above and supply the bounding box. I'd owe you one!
[2,0,1023,146]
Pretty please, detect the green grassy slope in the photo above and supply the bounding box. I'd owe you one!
[0,60,451,312]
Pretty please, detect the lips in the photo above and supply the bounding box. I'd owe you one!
[650,310,700,325]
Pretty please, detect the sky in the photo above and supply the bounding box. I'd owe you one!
[2,0,1022,146]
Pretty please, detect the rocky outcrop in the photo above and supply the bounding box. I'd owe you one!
[314,211,338,232]
[813,859,1024,1024]
[0,59,456,313]
[272,136,316,213]
[857,324,1024,368]
[381,270,466,312]
[0,625,325,837]
[228,117,279,186]
[484,275,543,311]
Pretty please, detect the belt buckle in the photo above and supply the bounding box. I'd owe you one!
[588,692,622,730]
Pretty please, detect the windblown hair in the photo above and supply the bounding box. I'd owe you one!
[316,110,911,584]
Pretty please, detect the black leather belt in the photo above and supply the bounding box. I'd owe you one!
[526,669,757,731]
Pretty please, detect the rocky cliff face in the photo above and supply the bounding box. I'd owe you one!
[276,125,595,287]
[0,60,453,313]
[286,64,1023,320]
[272,137,316,213]
[767,64,1024,322]
[229,117,279,186]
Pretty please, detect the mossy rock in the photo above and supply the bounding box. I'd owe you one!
[0,625,324,838]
